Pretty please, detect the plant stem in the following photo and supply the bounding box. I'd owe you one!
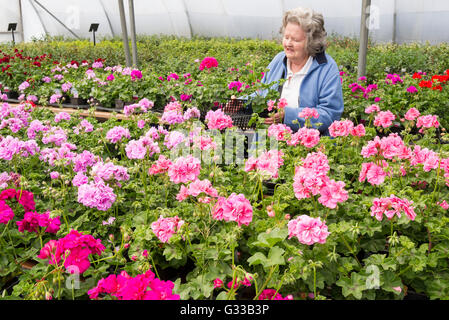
[254,266,276,300]
[340,235,361,268]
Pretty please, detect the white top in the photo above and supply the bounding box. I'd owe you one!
[280,56,313,109]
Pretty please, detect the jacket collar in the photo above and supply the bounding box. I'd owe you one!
[282,51,327,77]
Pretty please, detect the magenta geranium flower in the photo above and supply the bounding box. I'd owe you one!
[199,57,218,70]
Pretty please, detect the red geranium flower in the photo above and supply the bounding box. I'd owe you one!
[419,80,432,88]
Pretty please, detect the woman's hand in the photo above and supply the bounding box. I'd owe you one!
[264,110,285,125]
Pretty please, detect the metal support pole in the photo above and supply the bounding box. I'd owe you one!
[100,0,115,37]
[182,0,193,38]
[33,0,81,39]
[357,0,371,79]
[29,0,48,35]
[128,0,138,67]
[11,30,15,45]
[118,0,131,67]
[18,0,24,42]
[392,0,397,44]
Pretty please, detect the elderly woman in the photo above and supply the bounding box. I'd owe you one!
[257,7,344,136]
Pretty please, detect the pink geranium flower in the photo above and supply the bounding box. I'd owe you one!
[373,111,395,128]
[329,120,354,137]
[205,109,233,130]
[211,193,253,226]
[359,162,387,185]
[287,215,330,245]
[404,108,420,121]
[167,155,201,184]
[151,215,184,243]
[298,107,319,119]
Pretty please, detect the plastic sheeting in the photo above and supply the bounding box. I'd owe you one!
[0,0,448,44]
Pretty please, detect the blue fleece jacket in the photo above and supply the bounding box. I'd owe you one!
[251,51,344,136]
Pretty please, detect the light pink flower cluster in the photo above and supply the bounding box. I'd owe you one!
[298,107,319,119]
[106,126,131,143]
[72,172,88,187]
[193,135,217,151]
[404,108,420,121]
[205,109,233,130]
[61,82,72,92]
[0,172,12,189]
[167,155,201,184]
[245,150,284,179]
[123,98,154,116]
[373,110,396,128]
[361,134,410,160]
[38,229,105,274]
[293,152,348,208]
[318,179,349,209]
[0,103,32,133]
[267,98,288,112]
[151,215,185,243]
[16,211,61,234]
[88,269,180,300]
[125,136,160,159]
[18,81,30,92]
[267,123,292,141]
[72,150,97,173]
[161,109,185,125]
[90,161,130,183]
[211,193,253,226]
[49,93,62,104]
[27,120,49,139]
[287,127,321,148]
[176,178,218,202]
[258,289,293,300]
[54,112,71,123]
[410,145,440,172]
[359,162,388,185]
[287,215,330,245]
[416,114,439,130]
[42,126,67,146]
[77,177,117,211]
[0,136,40,160]
[365,104,380,114]
[145,126,168,141]
[164,131,186,150]
[328,119,354,137]
[39,143,77,167]
[183,107,201,121]
[351,124,366,137]
[148,155,173,175]
[370,195,416,221]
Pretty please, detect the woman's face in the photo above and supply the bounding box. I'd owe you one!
[282,22,308,64]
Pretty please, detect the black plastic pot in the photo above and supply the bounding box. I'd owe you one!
[70,97,88,106]
[115,99,134,110]
[7,90,19,100]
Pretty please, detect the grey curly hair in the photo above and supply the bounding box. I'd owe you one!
[281,7,327,57]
